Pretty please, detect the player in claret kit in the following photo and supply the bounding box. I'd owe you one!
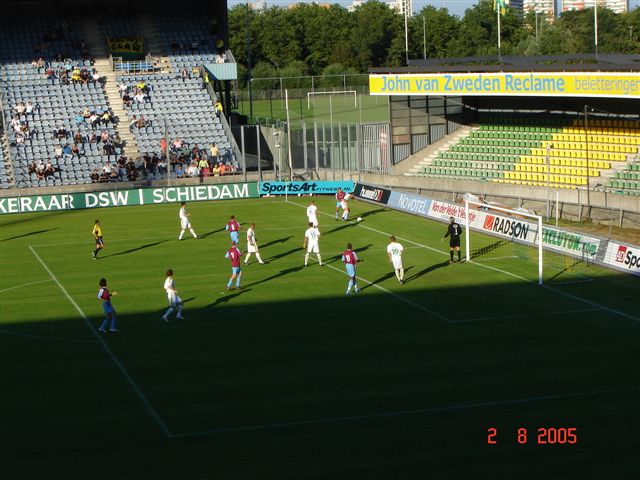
[178,202,198,240]
[226,215,241,243]
[303,222,322,266]
[97,278,118,333]
[161,269,184,322]
[342,242,361,294]
[306,200,319,227]
[443,216,462,263]
[335,188,345,220]
[225,241,243,291]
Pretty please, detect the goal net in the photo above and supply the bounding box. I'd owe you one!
[464,199,544,285]
[307,90,358,109]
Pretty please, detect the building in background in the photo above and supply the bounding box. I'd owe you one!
[248,0,266,10]
[560,0,628,14]
[348,0,365,11]
[522,0,555,18]
[387,0,413,17]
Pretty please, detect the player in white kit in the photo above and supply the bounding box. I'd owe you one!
[387,235,405,284]
[303,222,323,266]
[178,202,198,240]
[161,269,184,322]
[306,200,319,227]
[244,223,265,265]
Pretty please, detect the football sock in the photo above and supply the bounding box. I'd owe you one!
[176,304,183,317]
[244,253,251,263]
[227,279,233,288]
[99,318,108,330]
[395,270,400,281]
[399,268,404,281]
[347,279,353,293]
[93,248,99,257]
[110,316,117,330]
[316,254,322,265]
[458,251,461,261]
[236,274,242,287]
[164,307,174,318]
[190,228,197,238]
[256,253,263,263]
[304,253,309,265]
[450,251,454,261]
[354,283,359,293]
[179,229,185,240]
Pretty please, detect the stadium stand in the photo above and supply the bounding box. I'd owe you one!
[415,115,640,191]
[0,14,238,189]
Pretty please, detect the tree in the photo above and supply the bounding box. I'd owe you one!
[408,6,460,60]
[350,1,404,70]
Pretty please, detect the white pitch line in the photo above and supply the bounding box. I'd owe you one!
[450,307,604,324]
[170,385,640,437]
[0,328,99,344]
[287,200,640,323]
[0,279,54,294]
[318,260,449,322]
[28,245,173,438]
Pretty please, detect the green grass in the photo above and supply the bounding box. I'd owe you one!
[0,196,639,479]
[235,94,389,125]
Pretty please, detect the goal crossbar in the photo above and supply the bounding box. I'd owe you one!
[307,90,357,109]
[464,199,544,286]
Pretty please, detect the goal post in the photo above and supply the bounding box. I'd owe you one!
[464,199,544,286]
[307,90,358,109]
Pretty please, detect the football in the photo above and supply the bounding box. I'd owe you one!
[357,217,362,222]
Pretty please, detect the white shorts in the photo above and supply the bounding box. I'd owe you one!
[308,216,318,227]
[247,243,258,253]
[391,257,403,270]
[307,243,319,254]
[180,218,190,229]
[167,292,182,307]
[340,201,348,210]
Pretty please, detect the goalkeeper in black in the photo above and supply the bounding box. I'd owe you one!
[443,216,462,263]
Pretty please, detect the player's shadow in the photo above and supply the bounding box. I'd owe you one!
[260,236,293,249]
[1,227,58,242]
[101,240,168,258]
[244,265,305,288]
[198,227,227,239]
[361,266,414,291]
[358,208,387,219]
[208,289,252,307]
[404,261,450,283]
[471,240,508,258]
[265,247,301,262]
[324,222,358,236]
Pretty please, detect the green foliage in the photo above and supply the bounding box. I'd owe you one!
[228,3,640,74]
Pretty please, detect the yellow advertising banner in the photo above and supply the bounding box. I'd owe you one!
[369,72,640,98]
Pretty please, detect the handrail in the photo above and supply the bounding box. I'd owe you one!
[0,72,17,186]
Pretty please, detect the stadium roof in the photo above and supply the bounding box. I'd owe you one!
[370,54,640,74]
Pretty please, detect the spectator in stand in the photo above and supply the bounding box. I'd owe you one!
[181,68,189,82]
[186,162,199,178]
[212,163,221,176]
[59,68,69,85]
[136,80,148,94]
[218,162,227,175]
[91,168,100,183]
[14,102,26,115]
[129,116,138,131]
[210,142,219,163]
[92,69,104,85]
[79,67,90,84]
[54,144,63,159]
[215,101,223,117]
[25,101,35,115]
[44,161,55,178]
[119,82,128,96]
[28,161,37,175]
[75,112,85,127]
[103,161,114,180]
[71,143,80,156]
[101,110,112,126]
[191,66,200,78]
[113,134,123,150]
[172,138,183,152]
[100,130,110,144]
[159,138,167,153]
[45,67,56,84]
[117,158,127,181]
[202,71,210,90]
[136,115,147,129]
[62,143,72,157]
[36,57,46,71]
[198,157,210,178]
[82,107,91,119]
[175,164,185,178]
[89,112,99,128]
[122,92,132,107]
[36,161,45,180]
[158,157,167,175]
[71,67,81,83]
[88,132,97,143]
[54,126,67,139]
[127,161,138,181]
[134,90,145,104]
[104,142,115,157]
[73,131,84,144]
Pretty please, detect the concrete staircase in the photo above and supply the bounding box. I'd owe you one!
[394,125,476,176]
[81,19,140,159]
[0,130,15,187]
[137,15,173,74]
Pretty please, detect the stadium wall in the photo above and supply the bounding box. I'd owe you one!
[353,182,640,277]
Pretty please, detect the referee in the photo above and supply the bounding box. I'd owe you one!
[442,216,462,263]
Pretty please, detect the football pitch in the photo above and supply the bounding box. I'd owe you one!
[0,195,638,479]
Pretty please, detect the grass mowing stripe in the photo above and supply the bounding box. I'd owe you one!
[0,279,54,294]
[450,307,604,324]
[170,385,640,437]
[313,259,449,322]
[28,245,174,438]
[0,328,99,344]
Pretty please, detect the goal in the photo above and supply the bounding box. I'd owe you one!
[464,199,544,285]
[307,90,358,109]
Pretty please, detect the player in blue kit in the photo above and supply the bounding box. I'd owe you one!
[342,243,361,294]
[97,278,118,333]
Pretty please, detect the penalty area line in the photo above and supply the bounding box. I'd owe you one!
[28,245,174,438]
[170,385,640,438]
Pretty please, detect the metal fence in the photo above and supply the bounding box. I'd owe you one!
[230,120,392,180]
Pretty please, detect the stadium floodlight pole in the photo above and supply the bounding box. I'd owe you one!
[285,89,293,182]
[497,4,502,62]
[423,14,426,60]
[246,3,253,119]
[584,104,591,210]
[594,0,599,61]
[404,2,409,65]
[546,143,552,221]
